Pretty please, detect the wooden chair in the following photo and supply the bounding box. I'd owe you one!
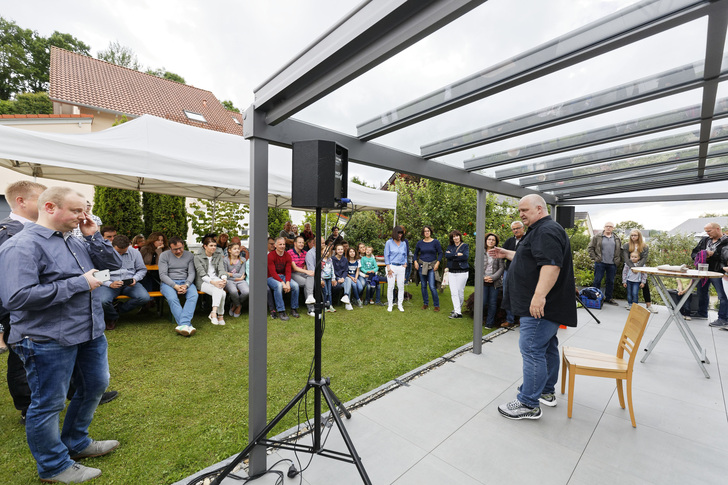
[561,303,650,427]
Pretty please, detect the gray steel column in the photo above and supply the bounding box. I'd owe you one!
[248,135,269,473]
[473,189,486,354]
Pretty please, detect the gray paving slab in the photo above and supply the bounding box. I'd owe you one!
[181,301,728,485]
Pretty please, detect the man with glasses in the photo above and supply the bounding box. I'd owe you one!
[502,221,525,326]
[588,222,622,305]
[159,236,199,336]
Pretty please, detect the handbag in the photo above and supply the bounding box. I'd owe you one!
[441,268,449,287]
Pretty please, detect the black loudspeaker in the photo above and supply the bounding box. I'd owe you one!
[291,140,348,209]
[556,206,575,228]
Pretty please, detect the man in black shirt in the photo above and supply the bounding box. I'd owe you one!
[489,195,577,420]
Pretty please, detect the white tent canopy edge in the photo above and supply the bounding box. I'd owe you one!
[0,114,397,212]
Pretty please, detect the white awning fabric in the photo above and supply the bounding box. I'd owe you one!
[0,114,397,212]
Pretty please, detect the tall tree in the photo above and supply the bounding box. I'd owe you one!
[221,100,240,113]
[268,207,290,239]
[93,187,144,236]
[143,192,188,239]
[0,17,89,98]
[615,220,644,232]
[97,40,140,70]
[188,199,249,242]
[0,91,52,114]
[146,67,185,84]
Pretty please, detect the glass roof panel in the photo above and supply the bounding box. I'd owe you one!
[490,123,710,180]
[355,0,704,140]
[517,145,708,187]
[295,1,707,159]
[549,158,728,198]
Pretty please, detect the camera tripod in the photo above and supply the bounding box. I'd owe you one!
[211,207,371,485]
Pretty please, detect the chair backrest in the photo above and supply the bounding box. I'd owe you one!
[616,304,651,367]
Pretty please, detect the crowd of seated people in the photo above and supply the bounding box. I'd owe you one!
[93,219,530,333]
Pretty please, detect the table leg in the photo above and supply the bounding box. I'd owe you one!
[641,275,710,378]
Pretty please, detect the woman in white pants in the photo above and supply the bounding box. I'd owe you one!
[444,230,470,319]
[194,236,228,325]
[384,225,408,312]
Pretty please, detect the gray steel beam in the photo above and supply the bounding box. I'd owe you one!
[473,190,486,354]
[433,64,724,161]
[563,192,728,204]
[357,0,715,140]
[247,119,270,473]
[697,5,728,176]
[255,0,488,125]
[246,112,557,203]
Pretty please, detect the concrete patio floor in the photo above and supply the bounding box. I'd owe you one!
[179,301,728,485]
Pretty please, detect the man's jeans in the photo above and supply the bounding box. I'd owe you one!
[98,283,152,320]
[420,268,440,307]
[12,335,109,479]
[593,262,617,300]
[697,277,728,320]
[517,316,560,408]
[160,281,198,327]
[503,270,514,323]
[267,275,299,312]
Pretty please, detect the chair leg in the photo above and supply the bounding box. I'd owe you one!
[626,376,636,428]
[560,352,567,395]
[567,364,575,418]
[615,378,625,409]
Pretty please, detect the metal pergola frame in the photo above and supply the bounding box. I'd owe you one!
[241,0,728,473]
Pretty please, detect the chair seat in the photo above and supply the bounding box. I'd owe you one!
[563,346,628,372]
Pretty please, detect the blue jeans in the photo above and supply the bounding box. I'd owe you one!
[160,281,199,327]
[12,336,109,478]
[626,281,640,305]
[343,276,360,301]
[482,285,499,327]
[696,277,728,320]
[503,270,515,323]
[517,317,560,408]
[420,268,440,307]
[323,279,332,306]
[593,262,617,300]
[98,283,152,320]
[267,275,299,312]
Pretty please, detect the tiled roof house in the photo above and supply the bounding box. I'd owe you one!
[49,46,243,135]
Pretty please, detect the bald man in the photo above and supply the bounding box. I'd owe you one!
[489,195,576,420]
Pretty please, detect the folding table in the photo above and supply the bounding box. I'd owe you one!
[632,267,722,378]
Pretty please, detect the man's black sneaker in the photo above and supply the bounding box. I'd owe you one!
[290,309,300,318]
[604,299,619,306]
[279,312,290,321]
[270,311,278,319]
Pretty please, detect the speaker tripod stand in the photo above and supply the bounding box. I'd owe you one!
[211,207,371,485]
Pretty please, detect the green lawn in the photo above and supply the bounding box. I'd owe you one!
[0,285,482,484]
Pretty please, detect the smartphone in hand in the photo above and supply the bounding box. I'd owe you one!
[93,269,110,282]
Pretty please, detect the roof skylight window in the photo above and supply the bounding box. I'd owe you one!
[184,110,207,123]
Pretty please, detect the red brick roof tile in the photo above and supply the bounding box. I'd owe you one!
[0,114,94,119]
[50,46,243,136]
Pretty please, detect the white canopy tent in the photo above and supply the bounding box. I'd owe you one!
[0,114,397,212]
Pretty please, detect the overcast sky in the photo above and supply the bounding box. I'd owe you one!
[3,0,726,231]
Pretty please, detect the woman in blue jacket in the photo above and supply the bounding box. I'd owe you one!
[444,229,469,319]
